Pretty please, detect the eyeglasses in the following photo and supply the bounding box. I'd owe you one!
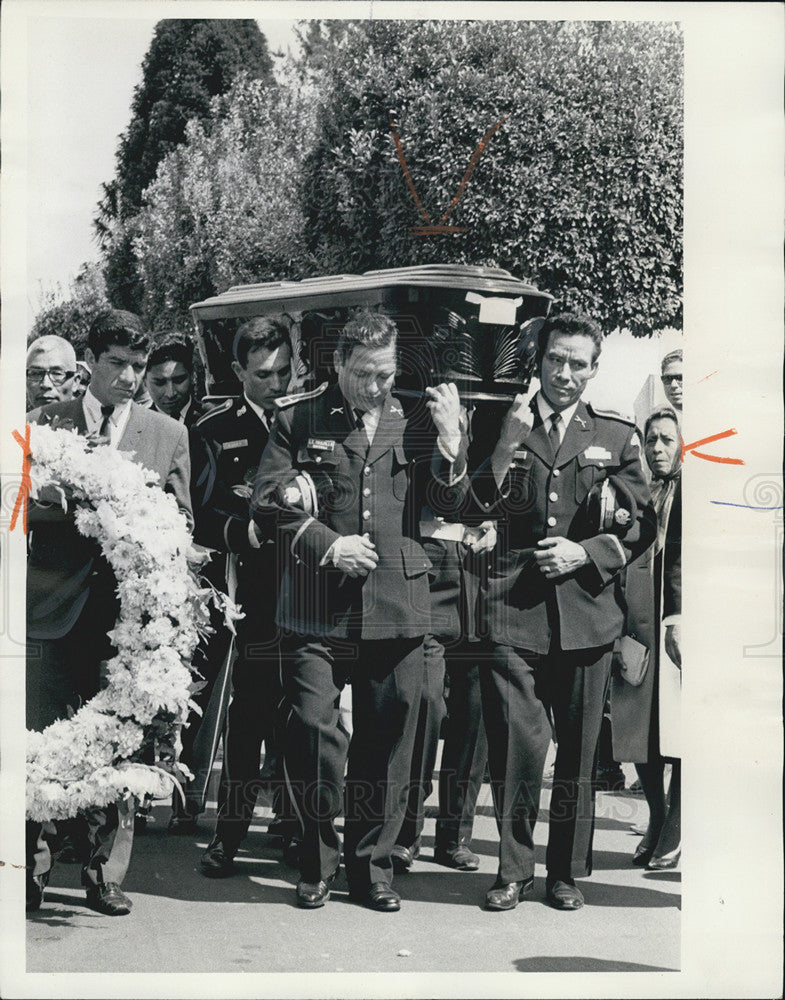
[26,368,77,386]
[660,374,683,384]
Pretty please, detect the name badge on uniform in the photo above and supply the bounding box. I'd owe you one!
[307,438,335,452]
[584,446,612,461]
[223,439,248,451]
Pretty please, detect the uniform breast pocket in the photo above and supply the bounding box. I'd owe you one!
[392,444,412,501]
[575,453,607,503]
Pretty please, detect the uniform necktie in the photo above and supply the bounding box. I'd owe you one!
[263,409,275,427]
[548,412,562,457]
[99,404,115,440]
[354,408,365,430]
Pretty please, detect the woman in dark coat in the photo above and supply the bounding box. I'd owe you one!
[633,406,682,869]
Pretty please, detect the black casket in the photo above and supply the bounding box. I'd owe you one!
[189,263,553,405]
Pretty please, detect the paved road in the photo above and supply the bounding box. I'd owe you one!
[26,755,679,975]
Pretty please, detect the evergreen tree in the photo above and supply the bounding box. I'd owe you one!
[95,19,274,310]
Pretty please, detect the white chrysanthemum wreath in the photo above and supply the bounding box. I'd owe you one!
[26,422,238,822]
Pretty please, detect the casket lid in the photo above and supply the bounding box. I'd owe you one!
[189,263,552,321]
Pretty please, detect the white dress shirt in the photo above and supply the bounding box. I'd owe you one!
[535,393,580,443]
[82,388,133,448]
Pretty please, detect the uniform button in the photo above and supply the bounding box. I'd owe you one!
[315,456,322,463]
[552,468,560,478]
[549,492,559,502]
[363,467,371,476]
[547,516,557,527]
[363,510,371,520]
[363,487,371,496]
[484,502,490,508]
[233,456,239,463]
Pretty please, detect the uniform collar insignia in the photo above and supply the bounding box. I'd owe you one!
[390,403,403,416]
[330,406,343,415]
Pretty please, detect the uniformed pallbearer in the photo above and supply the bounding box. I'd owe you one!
[194,317,296,875]
[252,309,467,912]
[469,312,656,912]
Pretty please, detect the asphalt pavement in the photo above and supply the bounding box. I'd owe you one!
[26,752,680,976]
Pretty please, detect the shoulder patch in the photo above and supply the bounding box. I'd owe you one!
[275,381,329,410]
[587,401,637,427]
[193,398,233,428]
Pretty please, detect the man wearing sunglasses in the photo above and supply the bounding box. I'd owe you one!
[660,349,682,413]
[25,336,78,409]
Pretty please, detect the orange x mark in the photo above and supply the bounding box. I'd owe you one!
[681,428,744,465]
[10,425,32,533]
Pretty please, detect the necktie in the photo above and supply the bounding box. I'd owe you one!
[548,412,562,457]
[354,409,366,431]
[263,409,275,427]
[99,404,115,441]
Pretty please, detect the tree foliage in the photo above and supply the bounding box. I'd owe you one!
[129,74,316,331]
[300,20,683,335]
[95,19,274,311]
[30,263,110,357]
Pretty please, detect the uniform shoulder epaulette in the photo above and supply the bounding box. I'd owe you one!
[274,381,329,409]
[587,402,637,426]
[193,397,233,427]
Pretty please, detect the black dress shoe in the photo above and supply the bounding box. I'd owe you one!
[484,877,534,910]
[546,877,584,910]
[168,813,198,834]
[200,840,236,878]
[267,817,298,842]
[391,843,420,873]
[296,872,336,909]
[434,843,480,871]
[26,873,49,912]
[85,881,132,916]
[350,883,401,912]
[632,838,655,867]
[646,847,680,870]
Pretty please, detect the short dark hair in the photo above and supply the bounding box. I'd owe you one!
[233,316,290,369]
[88,309,151,360]
[537,312,603,367]
[147,334,194,373]
[336,309,398,365]
[644,405,680,440]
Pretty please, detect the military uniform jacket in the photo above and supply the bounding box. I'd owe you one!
[189,397,279,604]
[469,397,656,654]
[252,384,467,641]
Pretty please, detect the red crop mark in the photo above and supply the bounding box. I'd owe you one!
[681,428,744,465]
[390,111,509,233]
[10,425,32,533]
[698,370,719,383]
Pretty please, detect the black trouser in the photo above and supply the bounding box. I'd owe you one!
[397,635,488,852]
[480,642,612,883]
[282,636,425,888]
[214,619,287,853]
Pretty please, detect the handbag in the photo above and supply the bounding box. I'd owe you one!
[614,634,650,687]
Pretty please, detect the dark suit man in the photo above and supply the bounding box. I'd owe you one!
[26,309,192,916]
[195,318,296,871]
[251,310,466,911]
[470,312,656,912]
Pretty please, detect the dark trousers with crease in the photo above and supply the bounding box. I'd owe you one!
[480,641,612,883]
[214,615,288,853]
[282,636,424,887]
[397,635,488,852]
